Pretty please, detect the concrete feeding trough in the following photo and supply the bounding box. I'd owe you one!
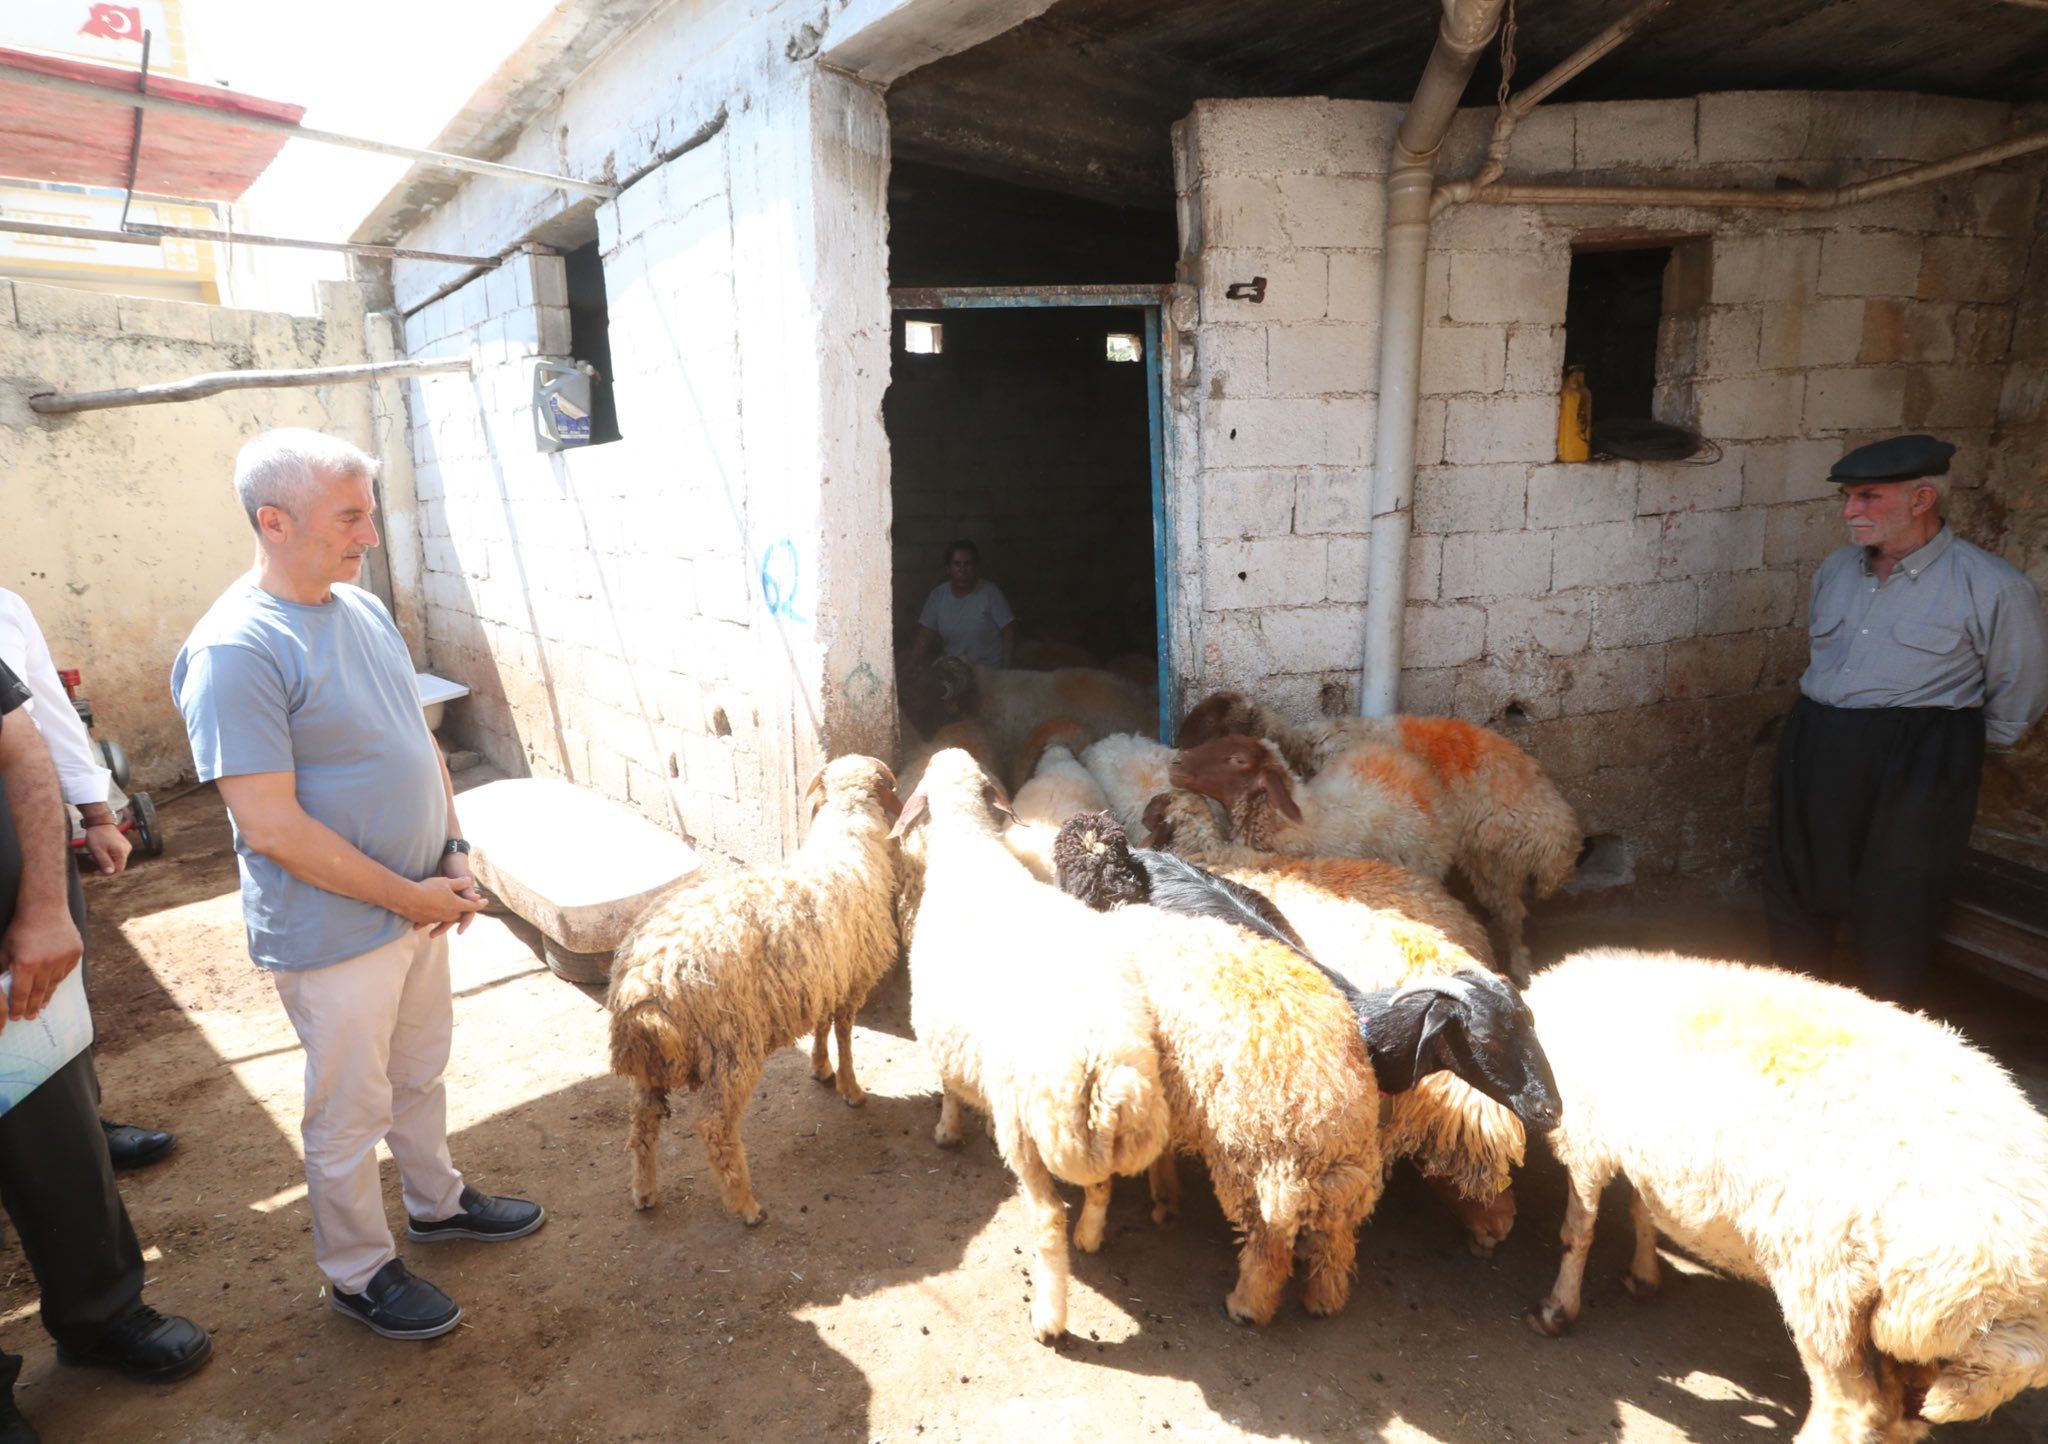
[415,672,470,731]
[459,778,699,984]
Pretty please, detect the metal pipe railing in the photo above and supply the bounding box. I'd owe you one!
[0,216,498,266]
[30,357,473,416]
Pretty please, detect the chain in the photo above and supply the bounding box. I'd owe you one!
[1495,0,1520,114]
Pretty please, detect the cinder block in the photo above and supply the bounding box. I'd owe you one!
[1528,463,1637,529]
[484,264,520,321]
[1413,463,1527,534]
[208,307,254,345]
[1402,603,1488,669]
[1413,396,1447,467]
[1325,101,1403,174]
[1408,534,1442,602]
[1296,469,1370,534]
[1445,251,1566,327]
[1553,645,1666,716]
[1919,236,2024,304]
[1440,530,1553,600]
[14,282,118,332]
[1485,593,1591,657]
[1655,508,1766,576]
[1953,304,2010,366]
[1692,374,1805,440]
[1698,570,1798,634]
[1803,367,1908,432]
[1205,397,1368,468]
[1201,173,1287,249]
[1503,324,1566,391]
[1574,100,1697,170]
[1262,604,1365,672]
[1503,105,1575,176]
[1200,324,1268,397]
[1433,203,1547,253]
[1804,95,1922,164]
[1967,171,2039,240]
[1267,323,1374,397]
[1738,438,1844,506]
[612,168,668,243]
[1697,92,1810,164]
[0,278,13,326]
[1400,665,1460,717]
[1637,456,1742,515]
[532,254,570,309]
[1189,98,1344,177]
[1817,232,1924,298]
[1709,235,1819,305]
[1902,365,2004,430]
[1200,248,1329,324]
[1277,173,1384,248]
[1324,535,1370,603]
[1701,307,1761,373]
[1443,394,1558,465]
[1665,634,1767,699]
[538,305,573,356]
[1758,297,1866,370]
[1202,535,1331,609]
[1591,580,1697,647]
[1202,468,1297,539]
[1420,323,1508,396]
[117,295,212,343]
[1551,517,1662,590]
[1764,497,1848,566]
[1858,298,1955,366]
[1324,250,1386,326]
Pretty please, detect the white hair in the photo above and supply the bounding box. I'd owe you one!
[233,429,379,529]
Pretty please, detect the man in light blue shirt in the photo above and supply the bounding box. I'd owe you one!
[174,430,544,1342]
[911,538,1016,670]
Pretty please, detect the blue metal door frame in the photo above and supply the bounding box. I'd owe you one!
[889,284,1179,739]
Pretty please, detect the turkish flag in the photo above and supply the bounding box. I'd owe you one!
[79,5,144,42]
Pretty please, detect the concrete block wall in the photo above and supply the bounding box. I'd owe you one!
[0,278,378,786]
[1175,92,2043,880]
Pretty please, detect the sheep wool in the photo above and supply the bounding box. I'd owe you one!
[606,755,902,1225]
[923,658,1154,788]
[1526,948,2048,1442]
[1078,731,1175,837]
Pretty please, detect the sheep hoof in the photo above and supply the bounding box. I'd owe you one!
[739,1205,767,1228]
[632,1189,658,1211]
[1621,1271,1659,1301]
[1072,1221,1104,1254]
[812,1065,836,1086]
[1525,1302,1575,1337]
[1030,1309,1066,1344]
[933,1125,963,1149]
[840,1086,867,1109]
[1467,1233,1498,1259]
[1150,1202,1178,1228]
[1221,1295,1265,1327]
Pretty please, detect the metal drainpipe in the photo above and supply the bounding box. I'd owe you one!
[1359,0,1509,716]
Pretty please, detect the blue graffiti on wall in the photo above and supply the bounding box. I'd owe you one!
[760,538,806,623]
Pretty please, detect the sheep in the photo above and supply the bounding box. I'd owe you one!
[1179,691,1581,983]
[898,718,1001,798]
[1524,948,2048,1443]
[1077,731,1175,836]
[1141,789,1533,1253]
[890,747,1172,1342]
[1053,818,1560,1321]
[1011,718,1110,828]
[921,656,1154,788]
[1169,734,1454,882]
[606,755,902,1224]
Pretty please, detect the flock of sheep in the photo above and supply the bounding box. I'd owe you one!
[602,656,2048,1444]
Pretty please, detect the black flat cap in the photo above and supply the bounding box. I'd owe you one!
[1829,434,1956,482]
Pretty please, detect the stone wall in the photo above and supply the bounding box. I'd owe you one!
[1174,92,2045,880]
[0,279,381,787]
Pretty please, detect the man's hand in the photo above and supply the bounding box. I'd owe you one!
[81,817,132,876]
[403,874,487,935]
[0,909,84,1025]
[430,852,485,938]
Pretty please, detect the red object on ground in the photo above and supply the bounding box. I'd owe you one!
[0,44,304,201]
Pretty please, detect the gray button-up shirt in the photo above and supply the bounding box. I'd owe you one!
[1799,525,2048,746]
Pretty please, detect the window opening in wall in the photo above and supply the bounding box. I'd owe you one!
[904,319,945,355]
[564,240,621,445]
[1105,332,1142,363]
[1562,244,1673,441]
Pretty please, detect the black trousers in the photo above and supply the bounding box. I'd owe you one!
[0,775,144,1351]
[1763,697,1984,1004]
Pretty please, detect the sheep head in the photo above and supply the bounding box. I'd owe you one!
[1176,691,1271,748]
[1168,736,1303,823]
[1139,791,1227,851]
[888,746,1013,841]
[1357,971,1562,1133]
[1051,811,1150,912]
[804,754,902,824]
[927,656,980,720]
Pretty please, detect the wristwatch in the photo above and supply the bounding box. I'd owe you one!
[443,837,472,857]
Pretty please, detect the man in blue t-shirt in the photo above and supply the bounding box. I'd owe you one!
[173,430,544,1343]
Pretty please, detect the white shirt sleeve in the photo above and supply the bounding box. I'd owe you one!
[0,590,113,806]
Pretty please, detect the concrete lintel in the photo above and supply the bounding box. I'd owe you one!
[822,0,1058,84]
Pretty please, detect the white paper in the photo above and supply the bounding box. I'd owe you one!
[0,966,94,1115]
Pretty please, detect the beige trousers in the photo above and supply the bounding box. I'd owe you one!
[272,929,466,1295]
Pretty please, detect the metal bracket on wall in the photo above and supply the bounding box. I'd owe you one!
[1224,276,1267,303]
[117,29,152,233]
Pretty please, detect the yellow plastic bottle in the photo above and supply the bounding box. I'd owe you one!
[1558,365,1591,462]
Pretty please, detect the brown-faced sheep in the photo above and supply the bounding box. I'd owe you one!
[606,755,902,1224]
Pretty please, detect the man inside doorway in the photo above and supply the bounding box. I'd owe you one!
[911,538,1016,670]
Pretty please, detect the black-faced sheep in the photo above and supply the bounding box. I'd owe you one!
[606,755,902,1224]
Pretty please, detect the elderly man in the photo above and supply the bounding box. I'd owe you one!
[1,660,210,1444]
[910,538,1016,670]
[1764,434,2048,1003]
[0,587,177,1170]
[173,430,543,1343]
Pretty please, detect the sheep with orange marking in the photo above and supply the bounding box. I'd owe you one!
[1179,691,1580,983]
[891,747,1171,1342]
[1168,733,1454,882]
[1525,948,2048,1442]
[921,656,1154,788]
[1141,789,1531,1255]
[606,755,903,1225]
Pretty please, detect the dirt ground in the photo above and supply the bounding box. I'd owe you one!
[6,787,2047,1444]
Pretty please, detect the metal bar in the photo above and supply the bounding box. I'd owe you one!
[0,61,620,199]
[30,356,472,416]
[118,30,152,232]
[1144,303,1171,742]
[0,217,496,265]
[890,284,1174,310]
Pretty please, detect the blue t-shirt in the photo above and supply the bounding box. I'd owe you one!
[172,579,445,971]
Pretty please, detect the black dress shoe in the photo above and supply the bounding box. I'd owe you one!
[0,1353,39,1444]
[101,1119,178,1170]
[406,1185,546,1243]
[330,1260,461,1341]
[56,1306,212,1382]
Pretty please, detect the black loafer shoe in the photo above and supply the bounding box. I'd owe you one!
[406,1185,546,1244]
[56,1306,212,1382]
[330,1260,461,1341]
[0,1353,39,1444]
[101,1119,178,1171]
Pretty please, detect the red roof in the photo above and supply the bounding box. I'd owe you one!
[0,46,305,202]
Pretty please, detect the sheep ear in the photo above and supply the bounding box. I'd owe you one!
[984,781,1017,823]
[1139,793,1173,846]
[1256,762,1304,822]
[1372,992,1456,1094]
[888,789,928,840]
[801,764,828,819]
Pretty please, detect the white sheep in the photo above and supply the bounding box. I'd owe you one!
[915,657,1155,788]
[1525,948,2048,1443]
[892,747,1172,1342]
[1012,718,1110,828]
[1077,730,1175,837]
[606,755,902,1224]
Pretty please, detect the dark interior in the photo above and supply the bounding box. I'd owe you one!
[1563,245,1673,426]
